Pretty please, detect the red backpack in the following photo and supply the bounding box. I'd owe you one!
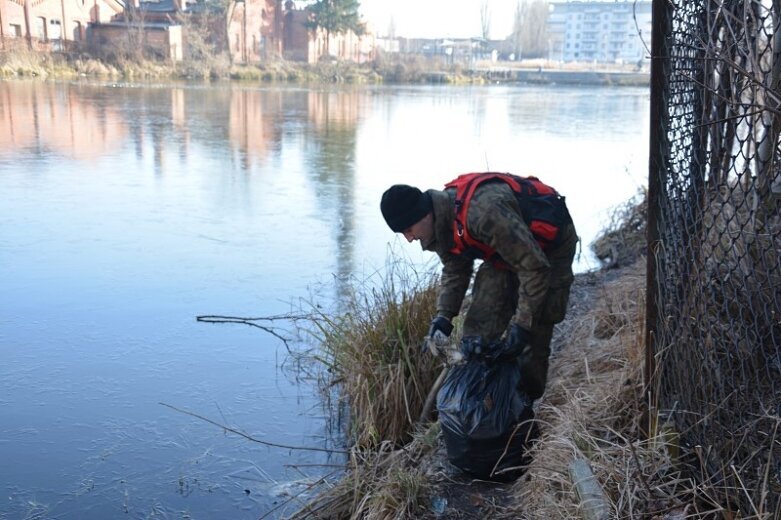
[445,172,571,267]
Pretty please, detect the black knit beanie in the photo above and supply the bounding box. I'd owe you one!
[380,185,433,232]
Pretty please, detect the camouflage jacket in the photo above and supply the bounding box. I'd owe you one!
[420,181,552,330]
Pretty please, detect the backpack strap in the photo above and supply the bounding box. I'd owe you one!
[445,172,566,264]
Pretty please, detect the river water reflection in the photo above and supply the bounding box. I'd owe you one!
[0,80,648,518]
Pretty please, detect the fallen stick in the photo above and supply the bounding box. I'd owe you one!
[417,366,449,425]
[196,314,295,350]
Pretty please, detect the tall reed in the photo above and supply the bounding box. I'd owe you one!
[306,258,443,449]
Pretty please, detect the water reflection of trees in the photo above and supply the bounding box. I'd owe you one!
[0,82,126,161]
[228,89,285,171]
[303,90,366,304]
[1,82,367,302]
[220,87,368,303]
[109,86,194,176]
[0,82,201,170]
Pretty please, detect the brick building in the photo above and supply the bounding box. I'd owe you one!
[0,0,374,64]
[90,21,183,60]
[225,0,280,63]
[280,0,374,64]
[0,0,183,59]
[0,0,124,50]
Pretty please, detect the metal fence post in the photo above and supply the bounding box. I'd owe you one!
[645,0,668,438]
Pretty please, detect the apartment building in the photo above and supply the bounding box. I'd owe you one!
[547,0,652,64]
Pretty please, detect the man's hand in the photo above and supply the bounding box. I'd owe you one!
[505,323,532,358]
[459,335,487,360]
[424,316,453,357]
[429,316,453,338]
[479,324,533,364]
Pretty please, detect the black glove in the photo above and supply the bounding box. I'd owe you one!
[504,323,532,359]
[459,335,487,360]
[423,316,453,356]
[428,316,453,338]
[479,324,532,364]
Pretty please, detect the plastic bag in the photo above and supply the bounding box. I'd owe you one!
[436,357,537,481]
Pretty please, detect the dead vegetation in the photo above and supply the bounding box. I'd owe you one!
[281,191,777,519]
[652,184,781,519]
[591,188,647,270]
[508,259,772,519]
[302,261,443,451]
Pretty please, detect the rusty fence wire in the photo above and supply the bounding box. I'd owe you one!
[648,0,781,516]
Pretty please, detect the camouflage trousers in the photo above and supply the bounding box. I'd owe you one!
[462,223,578,399]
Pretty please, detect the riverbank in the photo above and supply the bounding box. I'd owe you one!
[282,193,726,519]
[0,48,649,86]
[491,68,649,86]
[472,58,649,86]
[289,260,651,519]
[0,46,465,83]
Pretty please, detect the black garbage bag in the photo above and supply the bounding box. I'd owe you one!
[436,357,537,481]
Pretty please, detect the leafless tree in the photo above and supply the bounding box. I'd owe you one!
[481,0,491,41]
[510,0,549,59]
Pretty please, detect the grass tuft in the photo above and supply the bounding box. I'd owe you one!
[591,187,647,269]
[303,258,442,449]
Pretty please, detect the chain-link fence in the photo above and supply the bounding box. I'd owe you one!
[647,0,781,516]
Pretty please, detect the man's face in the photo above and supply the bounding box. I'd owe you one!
[401,212,434,244]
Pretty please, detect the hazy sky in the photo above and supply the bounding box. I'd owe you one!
[360,0,519,40]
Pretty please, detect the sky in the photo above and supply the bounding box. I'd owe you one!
[360,0,520,40]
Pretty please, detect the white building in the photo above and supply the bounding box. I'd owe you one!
[547,0,652,64]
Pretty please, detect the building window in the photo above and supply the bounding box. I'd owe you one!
[10,24,22,37]
[35,17,47,40]
[74,22,82,41]
[49,20,62,50]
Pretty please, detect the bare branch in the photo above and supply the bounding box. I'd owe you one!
[633,0,651,56]
[196,314,298,350]
[159,402,349,454]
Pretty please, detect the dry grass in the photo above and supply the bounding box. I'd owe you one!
[505,258,776,519]
[653,185,781,518]
[0,44,56,79]
[287,190,778,519]
[591,188,647,269]
[289,425,440,520]
[303,259,442,450]
[290,257,776,519]
[285,256,454,519]
[507,262,662,518]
